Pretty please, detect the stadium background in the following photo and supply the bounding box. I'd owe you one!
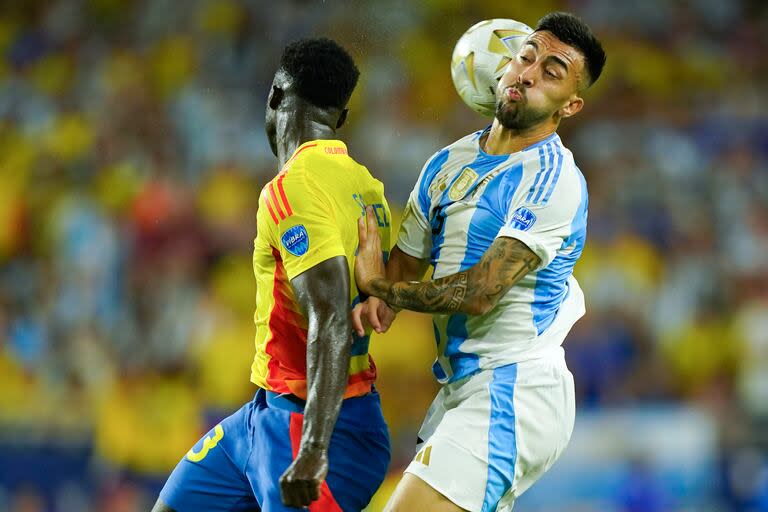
[0,0,766,510]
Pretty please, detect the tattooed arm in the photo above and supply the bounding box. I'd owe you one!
[351,244,429,336]
[355,207,541,316]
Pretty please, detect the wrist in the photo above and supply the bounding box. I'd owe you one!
[369,277,393,302]
[298,439,327,455]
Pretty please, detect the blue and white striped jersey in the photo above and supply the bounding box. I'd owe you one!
[398,128,588,383]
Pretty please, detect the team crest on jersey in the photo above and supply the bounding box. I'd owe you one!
[448,167,478,201]
[509,206,537,231]
[468,169,502,200]
[281,225,309,256]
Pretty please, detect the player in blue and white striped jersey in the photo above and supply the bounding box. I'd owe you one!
[354,12,606,512]
[398,129,588,382]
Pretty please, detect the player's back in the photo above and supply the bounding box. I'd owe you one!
[251,139,391,400]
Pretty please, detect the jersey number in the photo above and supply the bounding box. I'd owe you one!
[352,194,390,227]
[186,424,224,462]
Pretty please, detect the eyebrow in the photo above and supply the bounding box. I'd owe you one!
[548,55,569,72]
[524,40,570,73]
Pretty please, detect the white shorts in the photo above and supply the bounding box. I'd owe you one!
[404,352,575,511]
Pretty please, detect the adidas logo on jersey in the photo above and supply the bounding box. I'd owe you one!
[414,445,433,466]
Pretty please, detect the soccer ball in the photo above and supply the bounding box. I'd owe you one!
[451,19,533,118]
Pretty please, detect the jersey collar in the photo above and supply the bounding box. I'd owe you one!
[288,139,348,162]
[476,126,560,156]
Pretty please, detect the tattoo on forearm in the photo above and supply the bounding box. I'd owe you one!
[447,272,468,310]
[370,238,541,315]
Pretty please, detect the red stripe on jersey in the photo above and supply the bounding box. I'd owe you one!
[269,183,285,219]
[264,248,376,400]
[276,174,293,216]
[265,198,279,224]
[288,413,344,512]
[342,355,376,397]
[265,247,309,395]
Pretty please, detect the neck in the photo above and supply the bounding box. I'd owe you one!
[481,119,557,155]
[277,120,337,168]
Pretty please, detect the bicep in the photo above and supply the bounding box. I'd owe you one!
[469,237,541,302]
[290,256,351,328]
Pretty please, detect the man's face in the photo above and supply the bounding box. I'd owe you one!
[495,31,586,130]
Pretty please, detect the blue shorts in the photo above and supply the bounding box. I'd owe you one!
[158,389,390,511]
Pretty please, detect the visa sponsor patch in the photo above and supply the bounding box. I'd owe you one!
[509,207,536,231]
[281,225,309,256]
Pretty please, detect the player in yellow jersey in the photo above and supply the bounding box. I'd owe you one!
[154,38,391,512]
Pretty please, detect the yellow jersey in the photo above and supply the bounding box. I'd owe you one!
[251,139,391,400]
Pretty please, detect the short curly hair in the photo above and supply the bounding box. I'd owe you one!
[535,12,606,87]
[279,38,360,110]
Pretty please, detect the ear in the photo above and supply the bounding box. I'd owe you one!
[269,85,284,110]
[335,108,349,129]
[559,96,583,119]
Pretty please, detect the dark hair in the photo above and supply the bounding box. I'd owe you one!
[279,38,360,109]
[535,12,606,87]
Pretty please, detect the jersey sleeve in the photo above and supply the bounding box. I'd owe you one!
[397,196,431,259]
[260,172,346,281]
[496,164,586,270]
[396,149,448,259]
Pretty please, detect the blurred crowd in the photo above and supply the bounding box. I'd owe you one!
[0,0,766,510]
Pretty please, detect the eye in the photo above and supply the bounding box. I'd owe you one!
[546,70,558,78]
[519,54,531,63]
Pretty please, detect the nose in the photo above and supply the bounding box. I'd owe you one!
[517,67,534,88]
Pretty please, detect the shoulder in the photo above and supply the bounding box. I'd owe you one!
[523,137,583,206]
[419,129,484,180]
[277,145,338,191]
[553,145,585,195]
[281,141,350,176]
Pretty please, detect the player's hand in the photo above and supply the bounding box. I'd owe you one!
[352,297,397,337]
[355,206,386,296]
[279,445,328,508]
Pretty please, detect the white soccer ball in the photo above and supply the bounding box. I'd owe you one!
[451,18,533,118]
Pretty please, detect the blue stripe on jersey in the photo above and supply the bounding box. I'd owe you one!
[531,168,588,334]
[431,321,449,382]
[349,296,371,357]
[443,313,477,381]
[541,145,564,204]
[429,151,506,267]
[459,163,524,269]
[417,148,450,219]
[429,205,449,267]
[432,153,513,382]
[482,363,518,511]
[532,143,557,204]
[525,144,548,202]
